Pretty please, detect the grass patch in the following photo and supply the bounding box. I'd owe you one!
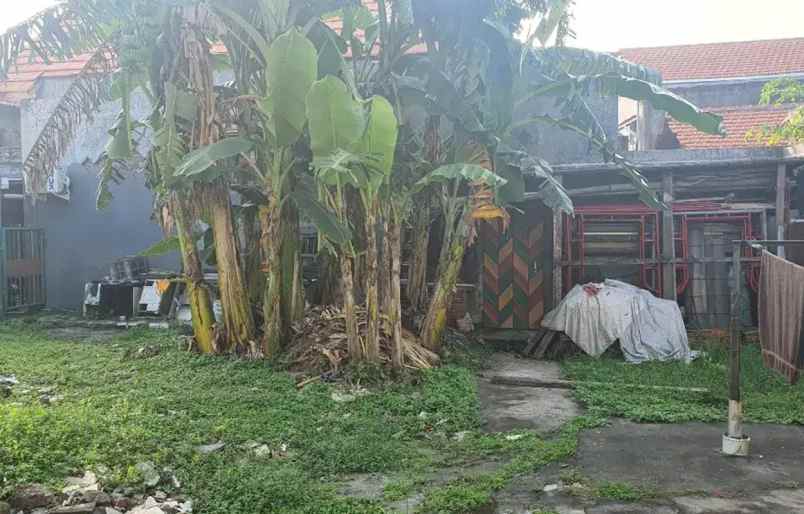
[562,343,804,424]
[0,323,491,513]
[594,481,657,502]
[415,416,605,513]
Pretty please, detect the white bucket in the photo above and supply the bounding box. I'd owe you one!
[722,434,751,457]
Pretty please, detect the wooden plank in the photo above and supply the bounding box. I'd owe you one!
[532,330,558,359]
[489,375,709,393]
[661,172,677,301]
[552,177,564,310]
[776,164,787,259]
[522,328,546,355]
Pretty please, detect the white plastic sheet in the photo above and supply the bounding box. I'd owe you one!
[542,280,692,363]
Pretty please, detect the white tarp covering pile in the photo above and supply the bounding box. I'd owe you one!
[542,279,693,363]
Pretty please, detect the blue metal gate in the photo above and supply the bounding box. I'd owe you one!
[1,228,46,313]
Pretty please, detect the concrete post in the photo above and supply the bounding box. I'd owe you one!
[636,101,666,151]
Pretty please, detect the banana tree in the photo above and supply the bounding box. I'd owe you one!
[415,163,508,351]
[396,0,726,351]
[307,75,400,363]
[4,1,264,353]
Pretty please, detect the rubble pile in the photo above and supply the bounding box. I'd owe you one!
[2,469,192,514]
[287,306,440,373]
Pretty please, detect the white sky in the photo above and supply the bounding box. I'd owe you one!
[2,0,804,50]
[571,0,804,51]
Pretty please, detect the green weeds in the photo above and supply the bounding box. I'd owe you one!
[562,344,804,424]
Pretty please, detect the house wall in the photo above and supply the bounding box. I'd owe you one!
[26,165,174,310]
[668,80,768,109]
[20,78,178,310]
[553,148,804,329]
[514,94,620,164]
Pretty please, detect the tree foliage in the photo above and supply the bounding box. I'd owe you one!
[1,0,726,358]
[749,78,804,145]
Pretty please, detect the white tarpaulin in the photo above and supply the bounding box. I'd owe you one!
[542,280,692,363]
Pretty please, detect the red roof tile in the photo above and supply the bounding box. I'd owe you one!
[667,105,791,149]
[618,38,804,82]
[0,51,96,105]
[1,2,424,105]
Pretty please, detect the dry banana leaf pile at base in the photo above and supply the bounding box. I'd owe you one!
[288,306,440,373]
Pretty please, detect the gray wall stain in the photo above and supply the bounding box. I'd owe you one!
[20,77,177,310]
[27,164,177,310]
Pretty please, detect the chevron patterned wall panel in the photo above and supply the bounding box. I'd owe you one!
[480,206,548,330]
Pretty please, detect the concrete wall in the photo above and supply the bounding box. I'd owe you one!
[27,165,176,309]
[21,78,178,310]
[515,93,619,165]
[668,80,768,109]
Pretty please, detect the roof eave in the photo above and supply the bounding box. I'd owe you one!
[665,72,804,87]
[550,147,804,175]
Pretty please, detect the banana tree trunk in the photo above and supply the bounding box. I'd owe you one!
[364,199,381,363]
[280,202,305,336]
[340,254,362,361]
[407,203,430,311]
[242,206,265,306]
[380,217,392,332]
[421,205,470,353]
[260,194,283,358]
[173,194,217,354]
[389,212,404,370]
[317,250,341,306]
[207,182,257,355]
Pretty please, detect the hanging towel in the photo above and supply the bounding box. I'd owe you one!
[758,251,804,384]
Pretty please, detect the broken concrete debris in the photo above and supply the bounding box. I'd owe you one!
[195,441,225,455]
[1,375,18,398]
[64,473,98,493]
[133,462,160,488]
[7,469,192,514]
[9,485,55,511]
[0,375,18,386]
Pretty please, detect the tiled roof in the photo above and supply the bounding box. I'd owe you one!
[667,105,791,149]
[0,51,96,105]
[2,1,398,105]
[618,38,804,81]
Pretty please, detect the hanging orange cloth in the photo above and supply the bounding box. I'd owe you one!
[155,279,171,295]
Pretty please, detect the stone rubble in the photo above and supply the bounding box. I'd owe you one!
[0,375,18,397]
[6,469,192,514]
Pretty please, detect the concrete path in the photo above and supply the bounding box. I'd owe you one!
[477,353,582,434]
[495,419,804,513]
[577,419,804,495]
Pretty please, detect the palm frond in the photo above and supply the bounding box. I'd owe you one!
[530,47,660,83]
[23,47,115,194]
[0,0,106,79]
[516,113,661,209]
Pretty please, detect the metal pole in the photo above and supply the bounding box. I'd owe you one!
[728,241,743,439]
[723,239,804,456]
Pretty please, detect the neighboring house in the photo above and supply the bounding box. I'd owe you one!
[4,31,802,333]
[0,52,175,311]
[0,13,614,321]
[617,37,804,151]
[538,38,804,329]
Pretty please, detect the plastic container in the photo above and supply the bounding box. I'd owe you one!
[722,434,751,457]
